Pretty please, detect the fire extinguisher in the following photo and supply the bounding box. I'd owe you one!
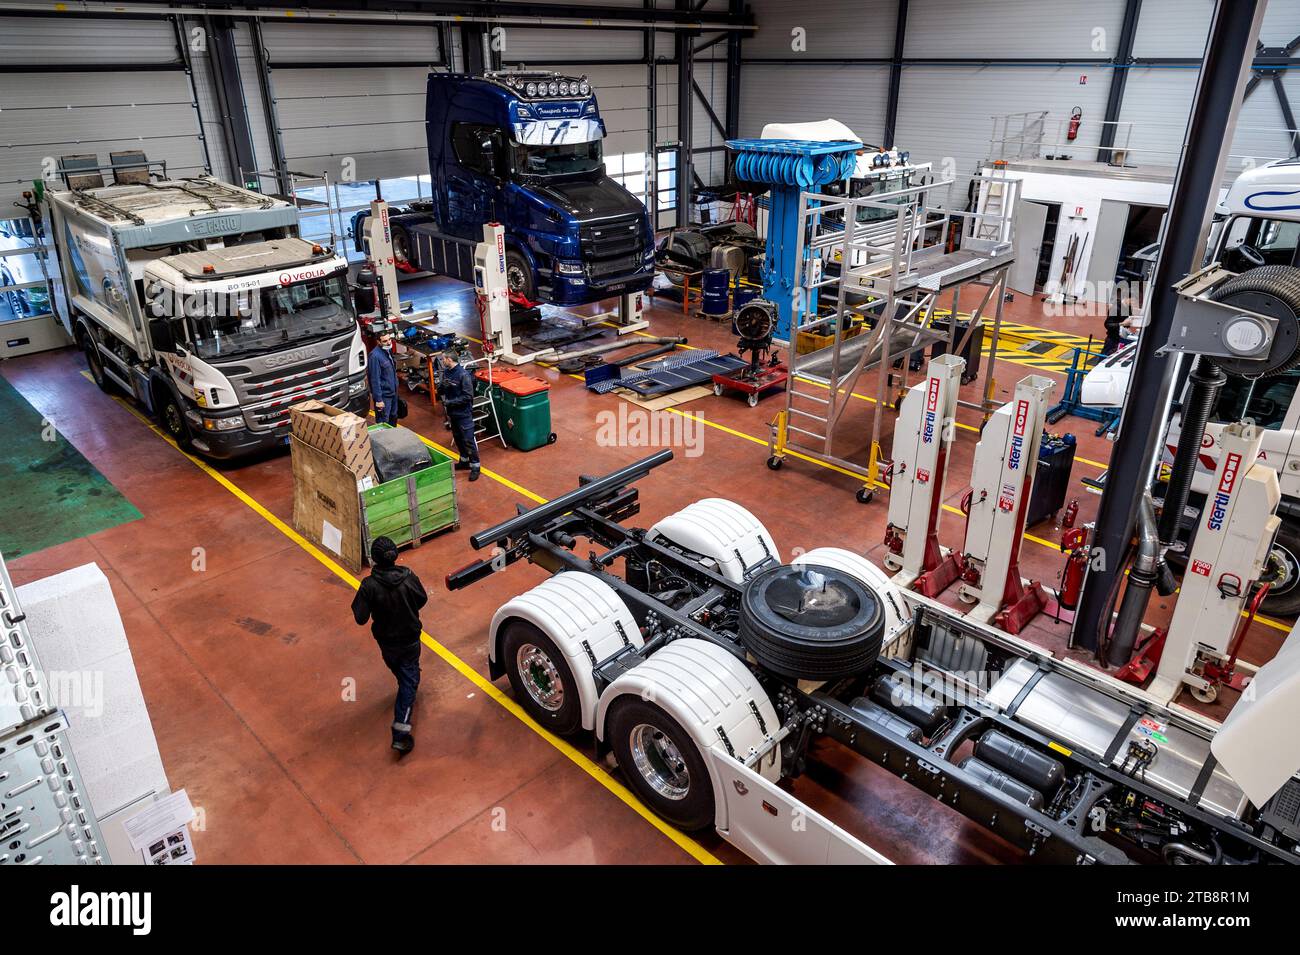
[1067,106,1083,141]
[1057,526,1089,610]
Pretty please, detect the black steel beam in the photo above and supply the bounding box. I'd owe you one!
[883,0,908,148]
[171,15,214,177]
[724,0,742,139]
[692,79,727,139]
[65,0,755,28]
[676,0,694,228]
[249,18,290,196]
[1270,71,1300,157]
[205,16,260,188]
[1098,0,1142,163]
[1070,0,1268,654]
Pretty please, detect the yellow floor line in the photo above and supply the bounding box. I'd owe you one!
[102,389,721,866]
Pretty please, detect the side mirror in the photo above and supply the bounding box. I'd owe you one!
[481,140,499,178]
[149,317,176,353]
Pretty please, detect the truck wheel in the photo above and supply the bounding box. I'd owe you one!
[501,620,582,735]
[390,224,412,269]
[505,250,535,300]
[608,697,714,831]
[1264,520,1300,618]
[158,391,193,450]
[80,329,111,393]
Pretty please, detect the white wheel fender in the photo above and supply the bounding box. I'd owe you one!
[490,571,642,731]
[795,547,911,645]
[596,638,780,830]
[647,498,780,583]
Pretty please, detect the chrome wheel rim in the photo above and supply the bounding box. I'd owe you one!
[164,403,184,437]
[629,723,690,801]
[506,262,528,293]
[516,643,564,712]
[1269,541,1298,597]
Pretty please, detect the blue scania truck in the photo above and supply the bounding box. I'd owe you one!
[353,70,655,307]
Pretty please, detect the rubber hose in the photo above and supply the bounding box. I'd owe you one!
[1156,355,1226,545]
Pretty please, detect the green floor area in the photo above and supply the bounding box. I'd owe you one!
[0,374,141,558]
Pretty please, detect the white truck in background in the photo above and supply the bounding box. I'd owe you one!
[1083,160,1300,614]
[29,158,369,459]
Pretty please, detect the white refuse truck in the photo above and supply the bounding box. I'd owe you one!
[1082,159,1300,614]
[30,158,369,459]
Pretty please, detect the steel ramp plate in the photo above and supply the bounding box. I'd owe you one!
[623,354,748,397]
[589,349,725,394]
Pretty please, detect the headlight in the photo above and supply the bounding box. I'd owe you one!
[203,415,245,432]
[349,377,368,396]
[548,81,559,95]
[555,261,584,276]
[579,81,590,95]
[559,81,569,95]
[526,82,537,96]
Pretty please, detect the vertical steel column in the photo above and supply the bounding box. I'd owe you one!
[1070,0,1269,653]
[205,16,259,187]
[883,0,908,148]
[1097,0,1143,164]
[724,0,742,139]
[676,0,694,228]
[249,19,290,197]
[171,16,214,177]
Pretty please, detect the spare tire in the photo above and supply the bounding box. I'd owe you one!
[1209,264,1300,377]
[738,563,885,680]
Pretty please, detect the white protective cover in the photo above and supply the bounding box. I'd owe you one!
[1212,622,1300,808]
[596,639,781,828]
[795,547,911,649]
[760,118,861,144]
[647,498,779,583]
[1079,343,1134,408]
[489,572,642,730]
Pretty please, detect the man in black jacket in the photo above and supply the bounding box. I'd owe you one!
[351,536,427,755]
[438,350,480,481]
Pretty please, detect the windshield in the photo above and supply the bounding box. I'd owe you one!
[188,273,355,361]
[510,139,602,178]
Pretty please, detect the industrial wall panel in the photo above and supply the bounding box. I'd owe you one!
[272,66,428,182]
[738,63,890,145]
[743,0,896,60]
[0,70,206,208]
[905,0,1125,59]
[0,15,179,64]
[261,21,441,64]
[895,65,1111,205]
[498,26,644,61]
[236,22,275,186]
[1132,0,1211,58]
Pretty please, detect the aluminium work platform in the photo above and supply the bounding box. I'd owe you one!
[768,171,1020,499]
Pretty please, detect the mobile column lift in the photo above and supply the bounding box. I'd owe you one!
[883,353,965,595]
[956,375,1056,633]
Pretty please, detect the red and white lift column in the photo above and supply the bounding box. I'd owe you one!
[958,374,1055,634]
[1150,421,1280,705]
[883,354,965,595]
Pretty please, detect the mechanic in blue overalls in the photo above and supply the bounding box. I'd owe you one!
[368,329,400,426]
[438,350,480,481]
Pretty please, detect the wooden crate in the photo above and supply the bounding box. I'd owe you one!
[291,436,367,572]
[360,458,458,557]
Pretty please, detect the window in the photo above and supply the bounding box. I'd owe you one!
[1220,214,1300,266]
[0,217,52,323]
[1212,370,1300,430]
[451,123,503,176]
[509,139,602,178]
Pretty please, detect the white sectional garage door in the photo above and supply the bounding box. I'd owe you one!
[260,22,441,183]
[0,16,208,207]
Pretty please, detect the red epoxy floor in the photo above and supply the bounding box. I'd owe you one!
[2,275,1289,865]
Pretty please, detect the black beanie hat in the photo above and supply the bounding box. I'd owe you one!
[371,536,399,567]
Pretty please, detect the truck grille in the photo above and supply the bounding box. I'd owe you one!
[580,214,645,283]
[216,337,352,433]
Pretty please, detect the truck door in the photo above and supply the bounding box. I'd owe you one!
[446,123,501,238]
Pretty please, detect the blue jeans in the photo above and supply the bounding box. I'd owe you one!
[381,642,421,739]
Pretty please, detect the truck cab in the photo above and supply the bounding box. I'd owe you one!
[355,70,655,306]
[1160,159,1300,613]
[39,172,369,459]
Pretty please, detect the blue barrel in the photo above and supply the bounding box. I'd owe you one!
[733,286,759,310]
[702,268,730,315]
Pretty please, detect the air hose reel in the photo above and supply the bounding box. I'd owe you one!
[1162,263,1300,376]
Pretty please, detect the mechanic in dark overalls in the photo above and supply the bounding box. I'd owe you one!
[368,329,400,425]
[438,350,480,481]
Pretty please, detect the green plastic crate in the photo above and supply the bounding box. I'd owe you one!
[361,426,458,559]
